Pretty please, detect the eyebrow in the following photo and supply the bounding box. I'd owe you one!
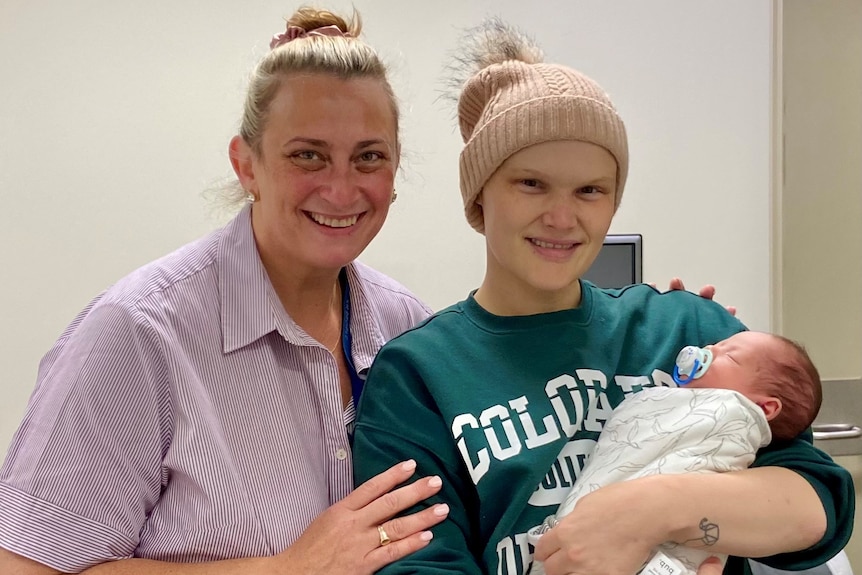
[510,168,545,176]
[510,165,612,177]
[284,138,390,150]
[508,168,615,185]
[356,139,389,149]
[581,175,617,186]
[285,137,327,148]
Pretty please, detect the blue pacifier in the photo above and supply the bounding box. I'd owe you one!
[672,345,713,385]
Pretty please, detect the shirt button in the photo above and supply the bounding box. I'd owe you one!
[335,448,348,461]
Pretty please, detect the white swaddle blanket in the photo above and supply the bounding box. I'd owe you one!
[528,386,771,575]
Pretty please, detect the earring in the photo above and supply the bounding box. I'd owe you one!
[246,191,258,203]
[391,191,398,204]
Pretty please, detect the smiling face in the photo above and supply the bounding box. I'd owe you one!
[474,140,618,315]
[230,73,399,278]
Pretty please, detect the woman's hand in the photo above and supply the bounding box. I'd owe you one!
[658,277,737,317]
[533,480,666,575]
[274,459,449,575]
[697,556,724,575]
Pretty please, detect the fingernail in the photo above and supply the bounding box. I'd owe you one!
[401,459,416,472]
[420,531,434,542]
[428,476,442,488]
[434,503,450,516]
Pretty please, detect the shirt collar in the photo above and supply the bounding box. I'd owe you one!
[218,205,387,360]
[219,205,299,352]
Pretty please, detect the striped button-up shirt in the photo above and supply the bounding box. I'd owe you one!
[0,205,432,573]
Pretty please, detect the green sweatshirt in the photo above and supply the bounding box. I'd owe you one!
[353,282,854,575]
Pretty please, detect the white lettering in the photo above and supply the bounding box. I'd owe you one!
[509,396,561,449]
[546,374,585,439]
[583,392,614,432]
[496,536,516,575]
[451,369,680,490]
[528,438,597,506]
[575,368,608,392]
[495,533,532,575]
[652,368,677,388]
[480,405,522,461]
[452,413,490,484]
[575,370,612,432]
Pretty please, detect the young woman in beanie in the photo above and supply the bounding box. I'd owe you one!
[352,19,853,575]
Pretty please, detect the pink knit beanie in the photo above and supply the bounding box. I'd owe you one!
[456,27,628,233]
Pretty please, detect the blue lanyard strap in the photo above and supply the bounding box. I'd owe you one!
[339,269,364,412]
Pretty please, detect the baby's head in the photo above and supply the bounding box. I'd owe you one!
[681,331,822,442]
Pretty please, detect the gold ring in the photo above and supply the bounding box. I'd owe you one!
[377,524,391,546]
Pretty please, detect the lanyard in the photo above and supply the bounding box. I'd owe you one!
[339,269,364,411]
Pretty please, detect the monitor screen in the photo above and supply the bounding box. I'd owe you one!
[582,234,643,289]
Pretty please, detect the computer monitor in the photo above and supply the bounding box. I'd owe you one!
[582,234,643,289]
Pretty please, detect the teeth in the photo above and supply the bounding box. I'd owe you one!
[310,213,359,228]
[532,239,574,249]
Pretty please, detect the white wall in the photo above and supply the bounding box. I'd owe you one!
[0,0,773,453]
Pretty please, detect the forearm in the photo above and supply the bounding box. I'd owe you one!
[658,467,825,558]
[0,547,281,575]
[82,557,279,575]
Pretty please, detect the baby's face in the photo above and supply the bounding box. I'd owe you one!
[684,331,783,401]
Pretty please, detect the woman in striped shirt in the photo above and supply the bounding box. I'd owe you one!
[0,7,449,575]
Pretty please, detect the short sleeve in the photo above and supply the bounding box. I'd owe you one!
[0,301,172,573]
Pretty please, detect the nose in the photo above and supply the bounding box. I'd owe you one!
[320,162,359,207]
[541,194,577,229]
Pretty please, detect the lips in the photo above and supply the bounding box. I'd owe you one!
[307,211,360,228]
[529,238,577,250]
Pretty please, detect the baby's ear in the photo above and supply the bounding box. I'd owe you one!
[759,397,783,421]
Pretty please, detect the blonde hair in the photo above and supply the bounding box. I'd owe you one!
[218,6,399,208]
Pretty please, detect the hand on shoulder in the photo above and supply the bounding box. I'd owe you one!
[651,277,737,317]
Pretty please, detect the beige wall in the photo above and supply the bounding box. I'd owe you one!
[781,0,862,569]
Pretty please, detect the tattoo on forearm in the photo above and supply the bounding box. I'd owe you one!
[684,518,719,547]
